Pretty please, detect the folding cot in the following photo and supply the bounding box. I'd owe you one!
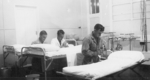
[19,44,82,80]
[58,51,150,80]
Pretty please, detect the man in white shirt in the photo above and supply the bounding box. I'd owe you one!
[51,29,68,48]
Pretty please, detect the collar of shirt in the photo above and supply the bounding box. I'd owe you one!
[90,32,100,44]
[38,38,43,44]
[54,37,65,46]
[36,38,47,44]
[57,38,62,45]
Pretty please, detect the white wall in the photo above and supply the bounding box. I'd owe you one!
[0,0,17,67]
[38,0,84,42]
[100,0,111,31]
[0,0,112,67]
[111,0,150,41]
[0,0,39,67]
[82,0,111,35]
[80,0,88,37]
[0,0,87,67]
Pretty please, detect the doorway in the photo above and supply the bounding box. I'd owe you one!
[15,6,38,45]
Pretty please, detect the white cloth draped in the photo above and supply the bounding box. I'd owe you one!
[63,51,145,80]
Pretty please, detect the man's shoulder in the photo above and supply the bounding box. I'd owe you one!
[82,35,92,43]
[32,40,40,44]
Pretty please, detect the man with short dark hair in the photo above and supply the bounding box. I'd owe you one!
[82,24,107,64]
[51,29,68,48]
[31,30,48,73]
[32,30,48,44]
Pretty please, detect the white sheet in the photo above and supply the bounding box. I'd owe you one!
[63,51,145,80]
[30,44,60,52]
[8,44,82,66]
[57,45,82,66]
[27,45,82,66]
[10,44,60,53]
[9,44,28,54]
[108,51,144,62]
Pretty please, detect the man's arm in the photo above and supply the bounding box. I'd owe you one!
[82,38,97,57]
[31,41,37,45]
[100,38,110,58]
[62,40,69,48]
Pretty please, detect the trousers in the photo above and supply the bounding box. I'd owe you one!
[82,55,99,65]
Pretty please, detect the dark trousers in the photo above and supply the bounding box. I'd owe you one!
[82,55,99,65]
[32,57,42,73]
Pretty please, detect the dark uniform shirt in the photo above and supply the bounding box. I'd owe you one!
[82,33,107,64]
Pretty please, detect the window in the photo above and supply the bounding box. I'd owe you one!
[90,0,100,14]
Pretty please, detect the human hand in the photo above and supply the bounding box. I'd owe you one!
[62,42,69,47]
[93,50,100,57]
[102,51,108,58]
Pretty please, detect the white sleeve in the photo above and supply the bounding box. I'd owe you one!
[31,41,37,45]
[51,38,59,47]
[51,39,55,45]
[62,39,69,46]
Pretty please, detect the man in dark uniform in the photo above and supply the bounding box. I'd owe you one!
[82,24,107,64]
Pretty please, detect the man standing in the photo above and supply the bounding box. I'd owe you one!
[51,29,68,48]
[82,24,107,65]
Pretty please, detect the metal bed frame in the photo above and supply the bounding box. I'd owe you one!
[20,47,67,80]
[66,39,77,46]
[3,45,21,67]
[57,59,150,80]
[104,32,141,52]
[124,33,140,51]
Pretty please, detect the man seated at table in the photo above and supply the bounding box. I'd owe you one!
[82,24,108,65]
[51,29,68,48]
[32,30,48,44]
[18,30,48,74]
[31,30,48,73]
